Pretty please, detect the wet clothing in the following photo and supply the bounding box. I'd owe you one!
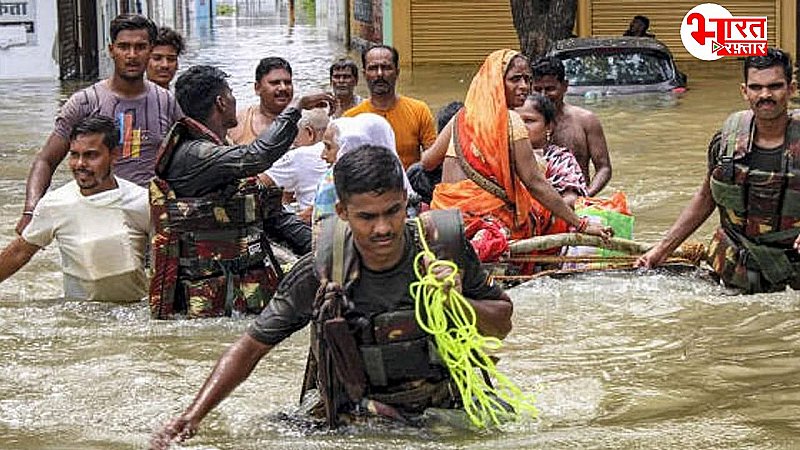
[156,109,311,255]
[149,117,295,318]
[432,109,540,240]
[248,223,504,345]
[344,96,437,169]
[706,110,800,293]
[22,177,149,301]
[54,80,183,186]
[432,50,545,240]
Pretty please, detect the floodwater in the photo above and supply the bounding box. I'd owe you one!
[1,4,800,450]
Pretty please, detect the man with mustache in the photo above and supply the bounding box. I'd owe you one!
[0,116,150,301]
[343,45,437,170]
[228,57,295,145]
[147,26,185,89]
[152,145,513,447]
[329,58,363,118]
[15,14,182,236]
[638,48,800,294]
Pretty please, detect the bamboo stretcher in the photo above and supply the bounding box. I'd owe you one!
[488,233,708,284]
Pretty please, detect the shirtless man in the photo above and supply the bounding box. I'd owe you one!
[228,57,294,144]
[531,56,612,196]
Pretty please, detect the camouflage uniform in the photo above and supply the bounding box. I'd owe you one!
[149,116,294,318]
[707,109,800,293]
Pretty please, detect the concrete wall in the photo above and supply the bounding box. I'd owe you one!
[97,0,121,79]
[350,0,382,51]
[0,0,59,79]
[324,0,348,44]
[150,0,178,28]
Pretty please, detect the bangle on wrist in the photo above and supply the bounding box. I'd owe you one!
[569,216,589,233]
[22,211,33,216]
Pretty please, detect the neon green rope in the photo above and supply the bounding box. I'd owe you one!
[409,217,538,428]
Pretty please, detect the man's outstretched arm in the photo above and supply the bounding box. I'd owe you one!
[636,175,716,268]
[150,334,273,449]
[16,134,69,234]
[0,237,41,283]
[585,113,611,197]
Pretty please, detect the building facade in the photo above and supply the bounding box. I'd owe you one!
[356,0,797,66]
[0,0,59,79]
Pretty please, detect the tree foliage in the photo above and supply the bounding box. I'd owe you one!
[510,0,578,60]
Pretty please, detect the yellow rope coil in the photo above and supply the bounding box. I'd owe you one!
[409,218,538,428]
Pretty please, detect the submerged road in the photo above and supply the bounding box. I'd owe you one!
[0,5,798,449]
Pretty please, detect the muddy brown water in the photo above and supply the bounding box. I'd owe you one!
[0,8,798,450]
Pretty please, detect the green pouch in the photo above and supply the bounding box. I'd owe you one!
[780,188,800,217]
[575,206,634,257]
[709,176,746,213]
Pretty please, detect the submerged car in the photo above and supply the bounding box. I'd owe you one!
[547,37,687,96]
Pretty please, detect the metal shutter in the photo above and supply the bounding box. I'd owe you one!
[410,0,520,65]
[590,0,778,61]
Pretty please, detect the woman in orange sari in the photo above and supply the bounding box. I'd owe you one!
[424,49,611,261]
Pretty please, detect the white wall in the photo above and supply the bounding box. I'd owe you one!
[0,0,59,79]
[326,0,347,43]
[150,0,177,29]
[97,0,120,79]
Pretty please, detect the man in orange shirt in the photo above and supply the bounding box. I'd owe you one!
[344,45,437,169]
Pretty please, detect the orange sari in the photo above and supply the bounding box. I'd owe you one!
[431,49,558,240]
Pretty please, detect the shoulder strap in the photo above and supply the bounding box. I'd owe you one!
[331,218,348,285]
[452,111,514,207]
[314,216,359,285]
[784,110,800,169]
[720,110,753,161]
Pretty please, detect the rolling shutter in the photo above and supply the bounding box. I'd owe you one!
[410,0,520,65]
[590,0,778,61]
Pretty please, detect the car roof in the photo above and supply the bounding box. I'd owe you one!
[549,36,672,55]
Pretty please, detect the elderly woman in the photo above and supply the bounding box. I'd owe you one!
[422,49,610,261]
[312,113,414,228]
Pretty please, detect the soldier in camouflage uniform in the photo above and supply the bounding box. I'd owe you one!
[637,48,800,294]
[149,65,333,318]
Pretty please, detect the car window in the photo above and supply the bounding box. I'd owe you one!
[560,49,675,86]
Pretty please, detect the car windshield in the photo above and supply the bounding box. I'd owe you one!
[560,48,675,86]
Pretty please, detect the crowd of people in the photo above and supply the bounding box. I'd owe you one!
[2,11,800,448]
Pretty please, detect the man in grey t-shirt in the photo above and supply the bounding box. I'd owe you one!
[16,14,182,235]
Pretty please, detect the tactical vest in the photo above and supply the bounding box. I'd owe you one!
[148,119,284,319]
[707,109,800,292]
[301,209,466,424]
